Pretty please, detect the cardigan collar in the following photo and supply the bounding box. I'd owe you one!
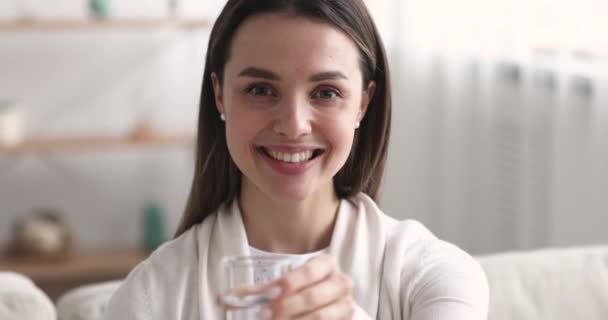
[204,194,384,318]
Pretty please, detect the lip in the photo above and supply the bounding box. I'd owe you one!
[257,145,325,153]
[255,146,323,176]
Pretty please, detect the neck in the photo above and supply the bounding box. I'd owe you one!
[239,180,340,254]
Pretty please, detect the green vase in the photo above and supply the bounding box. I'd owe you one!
[89,0,110,19]
[143,203,167,253]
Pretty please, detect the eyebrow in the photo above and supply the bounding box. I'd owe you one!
[309,71,348,82]
[238,67,280,80]
[237,67,348,82]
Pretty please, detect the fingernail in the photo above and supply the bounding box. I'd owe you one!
[257,307,272,320]
[267,286,283,299]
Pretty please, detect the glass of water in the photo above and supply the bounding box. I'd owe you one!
[220,256,293,320]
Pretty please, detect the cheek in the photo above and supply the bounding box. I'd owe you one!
[226,118,256,156]
[223,97,261,153]
[325,120,356,162]
[224,122,259,178]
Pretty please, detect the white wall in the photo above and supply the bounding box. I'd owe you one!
[2,1,607,255]
[0,28,209,250]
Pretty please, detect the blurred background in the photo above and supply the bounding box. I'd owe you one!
[0,0,606,300]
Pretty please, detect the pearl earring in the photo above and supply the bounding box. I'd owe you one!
[355,121,360,129]
[220,113,226,121]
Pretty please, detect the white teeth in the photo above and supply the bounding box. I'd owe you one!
[268,149,314,163]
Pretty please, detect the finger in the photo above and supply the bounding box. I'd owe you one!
[277,255,339,295]
[274,272,354,318]
[292,296,356,320]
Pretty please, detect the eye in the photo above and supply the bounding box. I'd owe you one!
[246,84,275,97]
[313,87,341,100]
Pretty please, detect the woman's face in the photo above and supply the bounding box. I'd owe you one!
[212,13,375,202]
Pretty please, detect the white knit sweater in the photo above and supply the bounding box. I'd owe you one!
[103,193,489,319]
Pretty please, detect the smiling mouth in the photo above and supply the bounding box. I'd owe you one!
[256,147,325,163]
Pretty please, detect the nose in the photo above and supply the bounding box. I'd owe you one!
[272,95,312,139]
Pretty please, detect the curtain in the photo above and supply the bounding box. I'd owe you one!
[366,0,608,254]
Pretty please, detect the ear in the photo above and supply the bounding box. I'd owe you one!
[211,72,225,115]
[358,80,376,122]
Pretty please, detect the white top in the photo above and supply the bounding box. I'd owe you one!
[103,193,489,319]
[249,245,327,267]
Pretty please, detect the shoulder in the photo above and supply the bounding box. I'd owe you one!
[347,193,488,317]
[348,192,436,243]
[401,239,489,318]
[348,193,484,284]
[390,227,488,317]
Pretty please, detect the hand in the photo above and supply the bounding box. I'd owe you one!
[261,254,356,320]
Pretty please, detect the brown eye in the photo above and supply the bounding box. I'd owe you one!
[246,85,275,97]
[314,88,341,100]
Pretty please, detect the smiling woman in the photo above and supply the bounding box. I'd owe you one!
[102,1,489,320]
[211,13,374,205]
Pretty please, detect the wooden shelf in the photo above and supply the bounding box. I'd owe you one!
[0,249,147,283]
[0,18,210,31]
[0,249,147,300]
[0,133,196,154]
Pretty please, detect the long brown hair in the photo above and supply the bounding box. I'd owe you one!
[175,0,392,237]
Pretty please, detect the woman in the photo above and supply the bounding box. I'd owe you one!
[104,0,489,319]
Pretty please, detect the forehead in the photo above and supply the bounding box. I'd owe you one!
[225,13,361,80]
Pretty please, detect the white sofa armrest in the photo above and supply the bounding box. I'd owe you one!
[476,246,608,320]
[0,271,56,320]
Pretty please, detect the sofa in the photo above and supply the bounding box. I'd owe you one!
[0,271,56,320]
[2,245,607,320]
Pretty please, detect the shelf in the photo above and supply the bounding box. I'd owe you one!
[0,18,210,31]
[0,249,147,283]
[0,249,147,300]
[0,133,196,154]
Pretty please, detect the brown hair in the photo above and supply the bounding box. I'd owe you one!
[175,0,391,237]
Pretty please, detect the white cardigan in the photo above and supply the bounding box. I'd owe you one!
[103,193,489,319]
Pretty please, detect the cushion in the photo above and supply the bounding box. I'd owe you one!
[477,246,608,320]
[0,271,56,320]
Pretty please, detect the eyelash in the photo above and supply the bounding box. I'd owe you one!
[245,84,276,97]
[313,87,342,100]
[244,84,343,100]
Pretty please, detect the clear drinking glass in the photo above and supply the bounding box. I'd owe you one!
[220,256,293,320]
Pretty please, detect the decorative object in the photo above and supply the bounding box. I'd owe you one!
[89,0,110,19]
[0,100,26,147]
[9,209,73,261]
[129,121,160,142]
[168,0,178,16]
[142,202,167,253]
